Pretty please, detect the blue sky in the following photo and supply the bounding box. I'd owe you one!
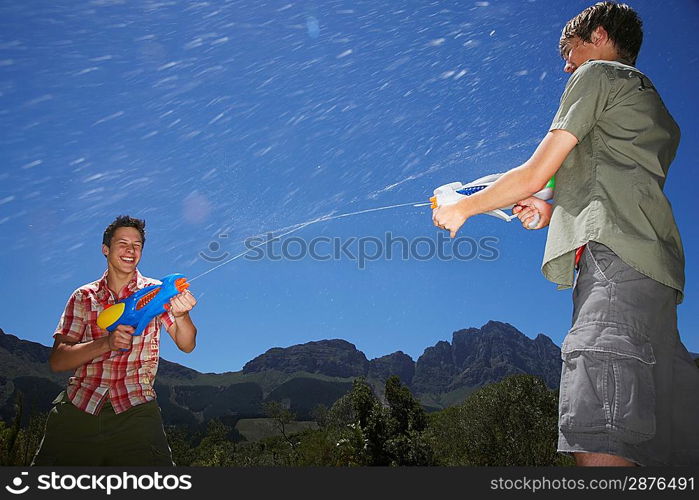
[1,0,697,374]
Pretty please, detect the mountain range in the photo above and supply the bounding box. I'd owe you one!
[1,321,563,428]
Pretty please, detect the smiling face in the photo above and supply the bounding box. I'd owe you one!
[103,226,143,275]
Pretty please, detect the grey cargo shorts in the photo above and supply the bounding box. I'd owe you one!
[558,241,699,465]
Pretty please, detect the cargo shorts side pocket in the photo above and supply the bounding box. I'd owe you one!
[586,241,647,285]
[559,322,656,444]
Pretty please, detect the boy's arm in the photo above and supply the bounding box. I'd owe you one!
[49,327,134,372]
[433,129,578,237]
[48,291,135,372]
[434,62,610,238]
[165,290,197,353]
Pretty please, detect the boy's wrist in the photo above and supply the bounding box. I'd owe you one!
[457,197,475,220]
[101,333,118,352]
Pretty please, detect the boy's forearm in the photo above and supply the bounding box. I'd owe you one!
[49,336,111,372]
[170,313,197,353]
[459,130,577,218]
[458,166,541,218]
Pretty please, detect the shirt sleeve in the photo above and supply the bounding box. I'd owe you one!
[160,310,175,330]
[53,291,87,341]
[549,62,613,142]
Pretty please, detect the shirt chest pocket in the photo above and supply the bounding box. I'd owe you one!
[84,301,109,341]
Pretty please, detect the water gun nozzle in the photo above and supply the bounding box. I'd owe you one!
[175,277,190,292]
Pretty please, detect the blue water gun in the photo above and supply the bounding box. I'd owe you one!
[430,173,555,228]
[96,274,189,346]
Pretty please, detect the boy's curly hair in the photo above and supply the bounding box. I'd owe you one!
[102,215,146,247]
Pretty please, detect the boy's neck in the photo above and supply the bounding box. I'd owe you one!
[595,42,622,64]
[106,268,136,297]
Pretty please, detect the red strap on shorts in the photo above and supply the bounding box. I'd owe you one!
[575,244,587,269]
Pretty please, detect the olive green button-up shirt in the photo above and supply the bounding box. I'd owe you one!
[542,60,684,303]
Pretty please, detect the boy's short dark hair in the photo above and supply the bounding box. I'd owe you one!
[560,1,643,65]
[102,215,146,247]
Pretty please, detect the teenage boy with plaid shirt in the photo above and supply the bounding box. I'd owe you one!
[32,215,197,466]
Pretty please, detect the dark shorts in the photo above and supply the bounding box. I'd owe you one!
[558,241,699,465]
[32,392,174,466]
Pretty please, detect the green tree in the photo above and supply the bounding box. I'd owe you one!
[0,421,14,466]
[385,375,427,434]
[0,401,21,465]
[322,376,434,466]
[348,378,378,430]
[0,393,25,466]
[383,376,434,465]
[262,400,300,464]
[16,411,46,466]
[263,401,297,448]
[0,393,48,466]
[165,426,197,466]
[190,419,236,466]
[292,428,336,466]
[310,404,329,429]
[322,378,384,465]
[428,374,572,466]
[347,378,390,465]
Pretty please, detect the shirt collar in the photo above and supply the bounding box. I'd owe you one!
[96,269,146,302]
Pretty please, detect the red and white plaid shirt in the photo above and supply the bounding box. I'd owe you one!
[54,270,174,415]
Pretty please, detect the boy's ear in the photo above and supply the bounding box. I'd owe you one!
[591,26,608,45]
[102,244,109,257]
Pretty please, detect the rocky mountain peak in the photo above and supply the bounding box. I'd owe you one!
[242,338,370,378]
[412,321,561,394]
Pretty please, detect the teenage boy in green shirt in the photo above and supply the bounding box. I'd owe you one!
[433,2,698,466]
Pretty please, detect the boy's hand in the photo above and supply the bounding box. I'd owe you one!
[432,203,470,238]
[513,197,552,230]
[169,290,197,318]
[109,325,135,351]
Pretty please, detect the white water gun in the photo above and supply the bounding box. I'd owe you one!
[430,173,555,228]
